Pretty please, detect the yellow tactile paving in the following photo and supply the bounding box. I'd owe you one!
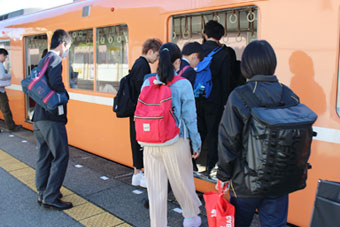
[0,158,29,171]
[64,202,105,220]
[10,167,35,177]
[0,151,13,160]
[60,187,74,197]
[0,149,132,227]
[80,213,124,227]
[63,194,88,207]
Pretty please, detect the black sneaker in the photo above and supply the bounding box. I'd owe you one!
[9,125,22,132]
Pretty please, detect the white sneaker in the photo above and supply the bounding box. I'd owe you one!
[131,172,142,186]
[183,216,201,227]
[139,174,147,188]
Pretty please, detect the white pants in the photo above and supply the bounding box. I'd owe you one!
[144,138,202,227]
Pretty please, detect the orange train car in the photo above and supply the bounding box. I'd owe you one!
[0,0,340,226]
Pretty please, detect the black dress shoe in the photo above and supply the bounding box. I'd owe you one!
[42,199,73,210]
[37,192,63,205]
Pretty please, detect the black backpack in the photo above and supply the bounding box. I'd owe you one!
[113,73,135,118]
[237,85,318,196]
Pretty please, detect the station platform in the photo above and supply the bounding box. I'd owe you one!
[0,120,261,227]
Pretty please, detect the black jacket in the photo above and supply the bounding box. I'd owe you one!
[217,75,300,198]
[179,59,196,88]
[129,56,151,105]
[33,51,69,124]
[201,41,238,106]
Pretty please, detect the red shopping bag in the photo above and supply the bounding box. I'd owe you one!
[203,180,235,227]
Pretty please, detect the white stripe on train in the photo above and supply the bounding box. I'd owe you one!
[6,86,340,144]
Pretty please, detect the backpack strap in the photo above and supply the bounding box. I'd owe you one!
[167,75,185,86]
[207,45,225,58]
[236,86,260,108]
[178,65,190,76]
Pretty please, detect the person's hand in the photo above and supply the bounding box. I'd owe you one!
[192,151,200,159]
[215,180,229,193]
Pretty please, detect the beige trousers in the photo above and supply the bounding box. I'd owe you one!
[144,138,202,227]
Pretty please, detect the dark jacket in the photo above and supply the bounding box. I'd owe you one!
[179,59,196,88]
[129,56,151,105]
[33,51,69,124]
[217,75,300,198]
[201,41,238,106]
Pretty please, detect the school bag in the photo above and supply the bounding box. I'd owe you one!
[236,85,318,196]
[134,70,187,146]
[193,46,224,98]
[21,56,68,111]
[113,72,135,118]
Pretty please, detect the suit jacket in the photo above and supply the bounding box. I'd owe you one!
[33,51,69,124]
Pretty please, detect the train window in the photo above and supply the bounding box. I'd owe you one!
[69,29,94,90]
[24,35,48,121]
[171,6,258,60]
[0,40,10,72]
[96,25,129,93]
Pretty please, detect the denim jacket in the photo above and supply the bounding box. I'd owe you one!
[141,75,201,153]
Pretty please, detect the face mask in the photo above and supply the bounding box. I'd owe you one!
[62,49,69,59]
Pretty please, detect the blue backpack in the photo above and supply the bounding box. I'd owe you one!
[193,46,224,98]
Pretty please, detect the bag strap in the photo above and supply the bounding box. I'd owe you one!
[166,67,188,86]
[38,56,52,79]
[236,86,260,108]
[207,45,225,58]
[178,65,190,76]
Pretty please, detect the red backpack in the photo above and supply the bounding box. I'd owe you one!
[134,67,189,146]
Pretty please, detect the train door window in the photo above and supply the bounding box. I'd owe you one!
[170,6,257,180]
[171,6,257,60]
[0,41,11,72]
[24,35,48,121]
[69,29,94,90]
[96,25,129,93]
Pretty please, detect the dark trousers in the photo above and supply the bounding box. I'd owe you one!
[230,195,289,227]
[129,116,143,169]
[34,120,69,203]
[196,98,223,170]
[0,91,15,130]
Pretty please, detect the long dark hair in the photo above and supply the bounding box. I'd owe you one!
[240,40,277,79]
[157,43,182,84]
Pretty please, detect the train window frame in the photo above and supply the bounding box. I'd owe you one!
[95,24,129,94]
[68,28,94,91]
[169,6,258,60]
[0,40,11,72]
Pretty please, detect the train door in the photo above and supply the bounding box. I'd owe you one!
[23,34,48,121]
[170,6,258,181]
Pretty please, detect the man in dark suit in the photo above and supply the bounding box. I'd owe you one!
[179,42,204,87]
[33,29,73,210]
[197,20,238,176]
